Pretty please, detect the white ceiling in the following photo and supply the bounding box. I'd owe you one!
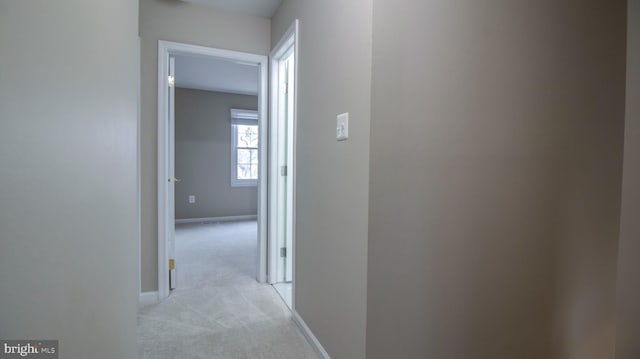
[179,0,282,18]
[174,55,259,96]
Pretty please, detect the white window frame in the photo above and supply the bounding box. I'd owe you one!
[230,109,259,187]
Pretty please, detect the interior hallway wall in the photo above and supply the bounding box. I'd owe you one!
[616,1,640,358]
[0,1,139,358]
[367,1,626,358]
[174,88,258,219]
[139,0,270,292]
[546,1,626,357]
[271,1,373,358]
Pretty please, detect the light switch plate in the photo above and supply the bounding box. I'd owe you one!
[188,195,195,204]
[337,112,349,141]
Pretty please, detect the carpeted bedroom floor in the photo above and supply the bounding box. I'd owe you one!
[137,221,316,359]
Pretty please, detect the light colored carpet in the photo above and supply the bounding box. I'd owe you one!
[137,221,317,359]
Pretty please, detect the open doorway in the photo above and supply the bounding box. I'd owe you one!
[172,56,261,293]
[141,40,316,358]
[269,20,298,309]
[157,41,268,300]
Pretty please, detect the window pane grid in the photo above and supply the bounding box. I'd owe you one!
[237,125,259,148]
[232,122,259,183]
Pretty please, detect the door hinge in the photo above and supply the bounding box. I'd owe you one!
[168,75,175,88]
[169,259,176,290]
[280,82,288,94]
[281,165,288,176]
[280,247,287,258]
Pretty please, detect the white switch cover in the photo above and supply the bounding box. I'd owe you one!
[189,195,195,204]
[337,112,349,141]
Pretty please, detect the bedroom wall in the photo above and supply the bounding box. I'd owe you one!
[174,88,258,219]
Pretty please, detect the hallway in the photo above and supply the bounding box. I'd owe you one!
[137,221,316,358]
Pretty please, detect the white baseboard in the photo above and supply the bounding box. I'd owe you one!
[175,215,257,224]
[292,310,330,359]
[138,291,159,307]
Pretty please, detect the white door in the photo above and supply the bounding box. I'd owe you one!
[275,47,295,283]
[269,22,298,302]
[283,50,294,282]
[168,55,177,290]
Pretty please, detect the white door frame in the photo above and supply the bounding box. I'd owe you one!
[157,40,269,300]
[269,20,299,308]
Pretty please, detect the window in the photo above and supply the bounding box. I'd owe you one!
[230,109,259,187]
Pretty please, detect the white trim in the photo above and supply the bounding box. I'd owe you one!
[290,19,299,312]
[137,35,142,301]
[158,40,268,301]
[272,21,297,60]
[138,291,159,307]
[157,42,169,300]
[269,19,299,315]
[175,215,257,224]
[230,108,259,120]
[257,46,269,285]
[231,118,259,126]
[292,310,330,359]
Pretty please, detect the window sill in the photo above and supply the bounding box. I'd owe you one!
[231,180,258,188]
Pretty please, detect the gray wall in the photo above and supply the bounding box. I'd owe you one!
[271,1,372,358]
[616,1,640,358]
[545,2,626,357]
[367,1,626,359]
[175,88,258,219]
[0,1,139,358]
[140,0,271,291]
